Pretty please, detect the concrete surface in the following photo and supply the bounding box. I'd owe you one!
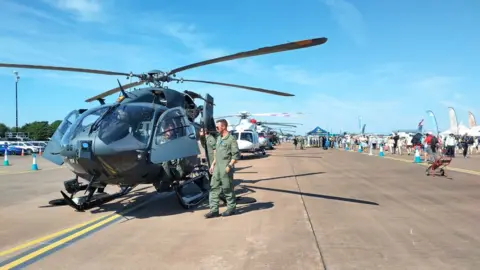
[0,155,61,173]
[0,144,479,269]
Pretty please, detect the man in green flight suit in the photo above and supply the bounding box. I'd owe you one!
[204,119,240,218]
[199,127,217,167]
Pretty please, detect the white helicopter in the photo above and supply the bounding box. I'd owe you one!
[256,122,300,149]
[218,112,302,158]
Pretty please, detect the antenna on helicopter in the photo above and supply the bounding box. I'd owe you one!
[117,79,129,98]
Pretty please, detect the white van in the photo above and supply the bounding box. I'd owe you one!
[7,142,40,154]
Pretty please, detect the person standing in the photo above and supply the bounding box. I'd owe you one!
[199,128,217,168]
[204,119,240,218]
[393,133,399,154]
[460,133,469,158]
[445,133,456,157]
[429,134,438,160]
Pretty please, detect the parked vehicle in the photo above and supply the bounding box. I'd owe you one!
[7,142,41,154]
[29,141,47,152]
[0,144,23,155]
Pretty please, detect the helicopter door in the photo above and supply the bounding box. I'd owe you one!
[150,107,200,164]
[43,110,82,165]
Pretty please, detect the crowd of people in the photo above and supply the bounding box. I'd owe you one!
[292,135,336,150]
[339,132,479,161]
[292,132,479,162]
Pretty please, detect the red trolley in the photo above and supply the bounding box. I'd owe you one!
[425,149,452,177]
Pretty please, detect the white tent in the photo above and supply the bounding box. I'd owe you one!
[440,124,471,136]
[459,124,471,135]
[468,126,480,136]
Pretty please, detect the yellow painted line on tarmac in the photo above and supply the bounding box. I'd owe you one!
[0,214,110,257]
[0,215,121,269]
[342,149,480,176]
[0,167,64,175]
[0,192,164,269]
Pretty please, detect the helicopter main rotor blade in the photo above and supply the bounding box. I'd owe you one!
[261,124,298,128]
[258,122,303,125]
[175,79,294,97]
[215,115,242,119]
[85,80,145,102]
[0,63,135,77]
[168,37,327,75]
[251,112,303,117]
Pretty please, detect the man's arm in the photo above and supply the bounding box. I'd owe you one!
[209,135,217,150]
[228,139,241,168]
[211,157,216,167]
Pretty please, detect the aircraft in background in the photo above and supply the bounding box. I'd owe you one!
[393,119,424,134]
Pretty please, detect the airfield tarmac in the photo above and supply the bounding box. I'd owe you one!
[1,145,479,269]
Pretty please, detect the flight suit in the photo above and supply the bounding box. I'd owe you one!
[209,133,240,213]
[205,134,216,167]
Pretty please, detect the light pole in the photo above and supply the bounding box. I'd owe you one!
[14,71,20,133]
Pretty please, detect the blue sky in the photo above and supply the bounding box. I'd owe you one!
[0,0,479,134]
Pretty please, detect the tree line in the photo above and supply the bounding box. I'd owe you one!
[0,120,62,140]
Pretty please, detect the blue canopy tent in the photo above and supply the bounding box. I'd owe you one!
[307,126,329,136]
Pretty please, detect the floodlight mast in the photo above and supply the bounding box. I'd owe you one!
[13,70,20,133]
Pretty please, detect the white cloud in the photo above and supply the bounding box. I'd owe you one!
[42,0,104,22]
[0,0,70,25]
[321,0,367,46]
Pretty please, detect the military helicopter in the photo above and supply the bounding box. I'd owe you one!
[0,37,327,211]
[256,121,302,149]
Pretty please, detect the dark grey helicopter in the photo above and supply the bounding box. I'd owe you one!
[0,37,327,211]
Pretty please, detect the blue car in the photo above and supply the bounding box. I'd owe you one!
[0,145,23,155]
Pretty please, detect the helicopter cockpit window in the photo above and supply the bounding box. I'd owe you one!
[240,132,253,142]
[63,106,110,143]
[155,109,194,145]
[98,103,155,148]
[54,110,80,145]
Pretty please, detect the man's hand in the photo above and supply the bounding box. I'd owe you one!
[209,165,214,174]
[225,166,231,173]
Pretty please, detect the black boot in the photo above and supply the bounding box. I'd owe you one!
[204,211,220,219]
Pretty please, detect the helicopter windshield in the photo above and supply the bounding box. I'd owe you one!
[60,106,110,146]
[240,132,253,142]
[229,131,253,142]
[98,103,155,149]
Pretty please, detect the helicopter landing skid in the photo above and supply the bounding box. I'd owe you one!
[60,186,135,212]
